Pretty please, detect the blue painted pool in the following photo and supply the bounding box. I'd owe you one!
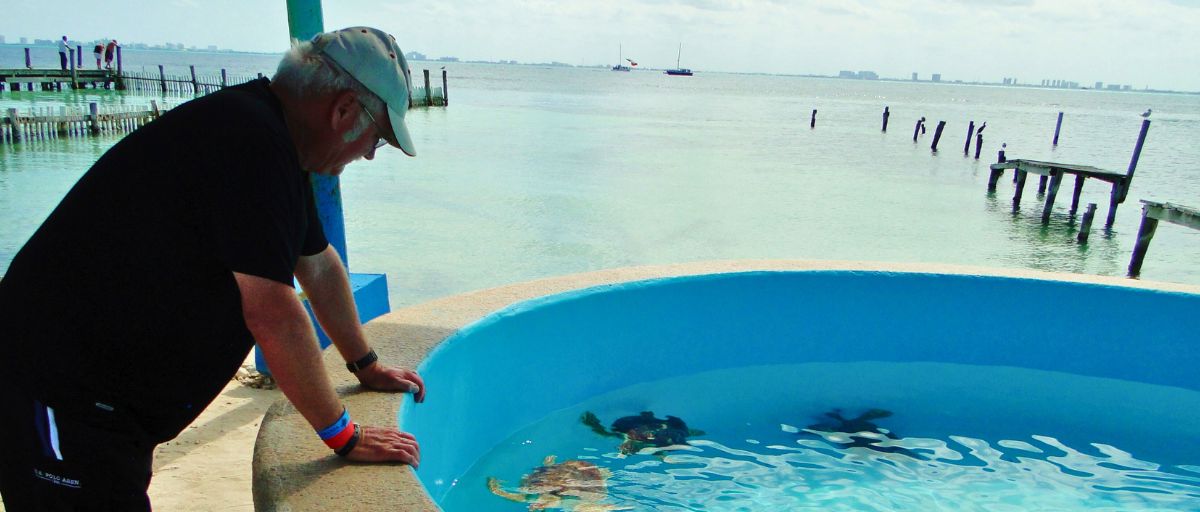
[400,271,1200,510]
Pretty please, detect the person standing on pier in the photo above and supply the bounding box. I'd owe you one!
[57,36,69,70]
[93,42,104,69]
[104,39,118,69]
[0,26,422,511]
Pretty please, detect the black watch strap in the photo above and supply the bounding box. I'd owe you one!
[346,349,378,373]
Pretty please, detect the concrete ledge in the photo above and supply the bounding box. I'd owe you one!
[251,260,1200,511]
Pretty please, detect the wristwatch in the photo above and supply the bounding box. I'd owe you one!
[346,348,379,373]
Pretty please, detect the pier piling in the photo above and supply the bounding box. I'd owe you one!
[912,117,924,142]
[442,69,449,107]
[158,65,167,93]
[25,48,31,69]
[963,121,975,154]
[882,106,889,132]
[987,144,1008,192]
[1053,111,1064,146]
[810,109,817,129]
[1078,203,1097,243]
[423,69,432,106]
[190,65,199,94]
[930,120,946,151]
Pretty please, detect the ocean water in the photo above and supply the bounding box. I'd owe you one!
[2,48,1200,308]
[440,362,1200,511]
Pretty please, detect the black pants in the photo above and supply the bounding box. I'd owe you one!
[59,52,68,70]
[0,385,153,511]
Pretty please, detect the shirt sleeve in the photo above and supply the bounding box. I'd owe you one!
[202,132,310,287]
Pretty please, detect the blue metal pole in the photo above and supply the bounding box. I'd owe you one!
[284,0,348,269]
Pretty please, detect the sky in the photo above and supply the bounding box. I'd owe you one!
[4,0,1199,91]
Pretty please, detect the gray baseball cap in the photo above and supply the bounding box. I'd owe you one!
[312,26,415,157]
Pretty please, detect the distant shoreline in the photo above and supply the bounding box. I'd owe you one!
[3,43,1196,95]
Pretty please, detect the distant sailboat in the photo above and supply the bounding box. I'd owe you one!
[664,43,693,76]
[613,44,633,72]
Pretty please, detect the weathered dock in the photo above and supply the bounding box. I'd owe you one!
[1128,201,1200,278]
[988,118,1150,228]
[1,102,169,144]
[0,68,123,91]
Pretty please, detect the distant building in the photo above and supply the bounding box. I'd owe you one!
[208,45,218,51]
[34,38,54,45]
[931,73,941,82]
[911,72,918,81]
[436,56,459,62]
[1094,81,1103,89]
[838,70,856,78]
[20,37,28,44]
[858,70,878,80]
[406,51,427,61]
[0,35,6,44]
[1122,85,1132,91]
[1106,84,1121,91]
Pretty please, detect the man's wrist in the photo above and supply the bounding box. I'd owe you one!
[346,348,379,373]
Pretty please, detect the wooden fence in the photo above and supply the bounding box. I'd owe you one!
[1,101,172,144]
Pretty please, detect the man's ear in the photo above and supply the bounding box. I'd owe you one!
[329,90,359,131]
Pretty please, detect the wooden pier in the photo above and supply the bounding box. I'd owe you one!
[1,102,169,144]
[988,159,1134,226]
[0,68,124,91]
[1128,201,1200,278]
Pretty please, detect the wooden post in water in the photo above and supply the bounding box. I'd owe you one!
[963,121,975,154]
[423,69,432,106]
[1078,203,1097,243]
[1037,175,1048,195]
[1069,175,1086,215]
[442,69,448,106]
[1127,205,1158,277]
[69,48,78,89]
[882,106,889,132]
[88,103,100,134]
[1013,170,1028,211]
[930,120,946,151]
[24,48,31,69]
[974,131,984,159]
[158,65,167,94]
[220,69,228,88]
[406,69,413,108]
[987,144,1007,192]
[115,47,124,90]
[1122,119,1151,202]
[7,108,20,143]
[810,109,817,129]
[1041,171,1064,223]
[912,117,924,142]
[190,65,198,94]
[150,100,160,119]
[1052,111,1063,146]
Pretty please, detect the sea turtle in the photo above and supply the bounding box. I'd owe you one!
[487,455,630,511]
[805,408,927,459]
[581,411,704,455]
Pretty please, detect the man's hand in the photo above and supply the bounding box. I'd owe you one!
[356,364,426,403]
[345,426,420,466]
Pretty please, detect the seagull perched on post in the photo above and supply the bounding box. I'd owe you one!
[1141,108,1152,118]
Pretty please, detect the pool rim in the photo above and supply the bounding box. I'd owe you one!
[250,260,1200,512]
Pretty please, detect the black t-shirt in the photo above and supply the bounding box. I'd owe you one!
[0,78,327,442]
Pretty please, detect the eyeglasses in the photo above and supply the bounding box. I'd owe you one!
[357,100,389,150]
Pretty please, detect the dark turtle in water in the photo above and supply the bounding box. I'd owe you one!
[805,408,928,460]
[487,455,630,511]
[581,411,704,455]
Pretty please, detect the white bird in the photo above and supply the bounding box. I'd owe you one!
[1141,108,1152,118]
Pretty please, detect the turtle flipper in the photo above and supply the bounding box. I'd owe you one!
[858,409,893,421]
[582,412,623,438]
[487,477,528,504]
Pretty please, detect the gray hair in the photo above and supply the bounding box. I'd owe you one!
[274,38,386,142]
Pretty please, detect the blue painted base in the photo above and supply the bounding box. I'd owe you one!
[254,273,391,375]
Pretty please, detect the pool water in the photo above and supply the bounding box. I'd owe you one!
[438,362,1200,511]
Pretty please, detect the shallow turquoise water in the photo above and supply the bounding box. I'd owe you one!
[439,363,1200,511]
[3,52,1200,307]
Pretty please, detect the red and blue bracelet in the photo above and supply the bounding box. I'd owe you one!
[317,408,360,456]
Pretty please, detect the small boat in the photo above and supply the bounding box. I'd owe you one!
[612,44,634,72]
[664,43,693,76]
